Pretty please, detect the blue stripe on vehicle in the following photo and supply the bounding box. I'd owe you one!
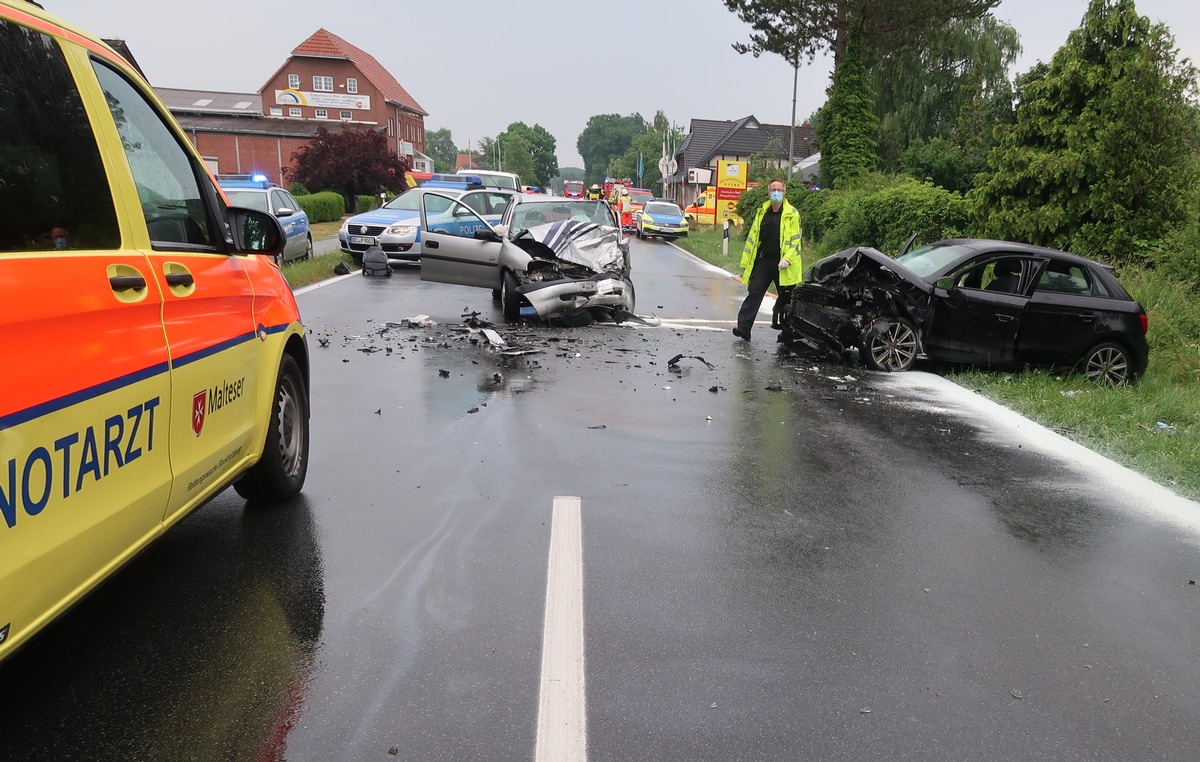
[0,361,170,432]
[0,322,295,432]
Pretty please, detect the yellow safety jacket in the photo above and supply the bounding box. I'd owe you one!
[740,200,803,286]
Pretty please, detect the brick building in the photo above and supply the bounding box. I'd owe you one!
[157,28,431,186]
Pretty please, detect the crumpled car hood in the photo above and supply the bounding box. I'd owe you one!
[521,220,625,273]
[807,247,931,321]
[808,247,930,292]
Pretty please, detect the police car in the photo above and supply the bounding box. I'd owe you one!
[0,0,311,662]
[338,175,514,267]
[216,174,313,262]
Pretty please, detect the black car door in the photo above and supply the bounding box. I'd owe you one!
[925,257,1035,367]
[1016,258,1102,367]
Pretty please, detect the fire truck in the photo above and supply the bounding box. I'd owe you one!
[562,180,585,198]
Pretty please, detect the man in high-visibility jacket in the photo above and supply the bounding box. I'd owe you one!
[586,183,603,201]
[733,178,802,341]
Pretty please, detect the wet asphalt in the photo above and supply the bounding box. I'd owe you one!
[2,237,1200,761]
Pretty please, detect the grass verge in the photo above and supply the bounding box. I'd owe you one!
[675,231,1200,501]
[282,248,356,290]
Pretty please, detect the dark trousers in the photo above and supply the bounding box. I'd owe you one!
[737,258,794,337]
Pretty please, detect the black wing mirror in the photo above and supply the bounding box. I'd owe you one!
[227,207,285,256]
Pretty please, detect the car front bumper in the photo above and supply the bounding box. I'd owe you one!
[517,273,634,317]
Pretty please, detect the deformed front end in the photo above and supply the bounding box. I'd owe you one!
[508,220,635,319]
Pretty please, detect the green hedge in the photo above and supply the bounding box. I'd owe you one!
[356,195,376,213]
[296,191,344,223]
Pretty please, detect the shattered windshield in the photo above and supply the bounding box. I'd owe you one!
[512,201,613,230]
[895,242,975,278]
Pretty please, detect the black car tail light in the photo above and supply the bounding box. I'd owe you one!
[1140,312,1149,334]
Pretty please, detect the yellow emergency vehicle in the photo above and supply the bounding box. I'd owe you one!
[0,0,311,662]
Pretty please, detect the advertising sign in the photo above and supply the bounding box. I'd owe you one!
[274,89,371,110]
[715,160,748,228]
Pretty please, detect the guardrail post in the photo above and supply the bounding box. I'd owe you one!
[722,219,730,259]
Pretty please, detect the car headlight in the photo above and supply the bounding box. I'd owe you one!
[386,224,418,235]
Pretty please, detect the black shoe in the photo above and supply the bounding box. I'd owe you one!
[732,327,750,341]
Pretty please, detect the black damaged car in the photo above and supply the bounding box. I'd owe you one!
[781,238,1150,386]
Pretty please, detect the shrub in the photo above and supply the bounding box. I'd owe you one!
[289,182,309,196]
[295,191,344,223]
[356,195,376,213]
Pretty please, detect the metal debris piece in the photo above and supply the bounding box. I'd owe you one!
[318,337,330,347]
[481,328,505,347]
[667,354,714,369]
[468,407,480,414]
[1010,689,1023,700]
[765,384,784,392]
[860,708,872,714]
[438,369,450,378]
[588,425,607,430]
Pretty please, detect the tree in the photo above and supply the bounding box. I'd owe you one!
[971,0,1200,261]
[498,132,537,185]
[816,24,878,189]
[424,128,458,173]
[722,0,1000,69]
[499,122,558,187]
[871,15,1020,176]
[288,127,409,212]
[607,113,686,190]
[577,113,647,184]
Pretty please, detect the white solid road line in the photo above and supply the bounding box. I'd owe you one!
[535,496,587,762]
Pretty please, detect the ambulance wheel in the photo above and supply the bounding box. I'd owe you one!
[235,354,309,502]
[500,270,521,321]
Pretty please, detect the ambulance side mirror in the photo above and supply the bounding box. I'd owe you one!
[227,207,285,256]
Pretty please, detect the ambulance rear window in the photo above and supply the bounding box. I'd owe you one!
[0,20,120,252]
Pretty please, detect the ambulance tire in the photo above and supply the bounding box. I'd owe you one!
[235,354,309,502]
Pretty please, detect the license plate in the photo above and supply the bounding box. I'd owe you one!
[350,235,374,245]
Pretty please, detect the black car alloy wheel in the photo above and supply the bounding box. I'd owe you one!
[863,319,918,372]
[1082,342,1133,387]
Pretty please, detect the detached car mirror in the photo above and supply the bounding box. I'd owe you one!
[226,207,285,256]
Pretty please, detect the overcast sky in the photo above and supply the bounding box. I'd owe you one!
[49,0,1200,169]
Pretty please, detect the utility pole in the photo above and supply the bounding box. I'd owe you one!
[788,58,798,180]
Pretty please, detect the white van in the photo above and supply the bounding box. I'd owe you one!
[457,169,521,191]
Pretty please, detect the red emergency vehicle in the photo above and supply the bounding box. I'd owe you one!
[562,180,584,198]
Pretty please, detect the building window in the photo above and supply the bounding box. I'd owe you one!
[269,106,282,116]
[315,109,328,119]
[388,117,394,136]
[289,107,301,117]
[340,110,352,120]
[313,75,333,92]
[287,73,299,89]
[346,77,358,94]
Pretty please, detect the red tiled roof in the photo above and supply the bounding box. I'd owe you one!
[291,29,426,115]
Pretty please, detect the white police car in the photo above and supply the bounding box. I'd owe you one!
[216,174,313,262]
[339,176,514,267]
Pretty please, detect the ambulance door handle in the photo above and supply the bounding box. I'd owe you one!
[109,275,147,292]
[165,272,194,287]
